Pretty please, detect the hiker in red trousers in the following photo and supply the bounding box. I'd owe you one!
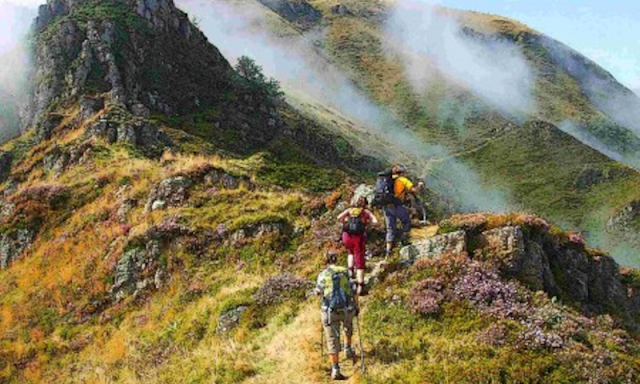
[337,196,379,301]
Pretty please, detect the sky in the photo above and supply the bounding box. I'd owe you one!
[1,0,639,92]
[437,0,640,92]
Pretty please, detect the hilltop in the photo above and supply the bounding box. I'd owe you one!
[2,0,640,383]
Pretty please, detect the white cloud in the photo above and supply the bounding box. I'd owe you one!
[0,0,43,7]
[384,0,536,117]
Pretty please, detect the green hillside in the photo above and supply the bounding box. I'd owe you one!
[242,0,640,265]
[2,1,640,383]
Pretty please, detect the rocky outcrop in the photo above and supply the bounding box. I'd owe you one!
[480,225,635,320]
[144,167,252,213]
[216,306,248,334]
[607,201,640,232]
[0,229,37,269]
[230,221,289,247]
[43,142,93,174]
[111,216,192,299]
[400,230,466,260]
[0,151,12,183]
[257,0,322,29]
[26,0,235,135]
[87,107,170,154]
[330,4,353,16]
[144,176,193,212]
[405,216,640,328]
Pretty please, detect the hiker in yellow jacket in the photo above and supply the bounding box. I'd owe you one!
[384,164,424,257]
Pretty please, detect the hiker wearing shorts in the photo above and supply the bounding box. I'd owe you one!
[316,251,358,380]
[383,164,424,257]
[337,196,378,299]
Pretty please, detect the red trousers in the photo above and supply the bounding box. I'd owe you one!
[342,231,366,269]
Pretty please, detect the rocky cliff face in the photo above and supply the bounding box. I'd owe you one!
[24,0,278,143]
[403,214,640,330]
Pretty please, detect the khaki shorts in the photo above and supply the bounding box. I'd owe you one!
[321,309,354,355]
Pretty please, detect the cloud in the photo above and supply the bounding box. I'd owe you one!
[175,0,510,212]
[558,121,639,168]
[0,1,37,143]
[383,0,536,118]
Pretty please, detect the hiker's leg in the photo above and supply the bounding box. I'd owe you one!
[343,232,355,277]
[353,235,366,296]
[384,206,397,252]
[398,205,412,238]
[344,310,354,348]
[323,311,341,365]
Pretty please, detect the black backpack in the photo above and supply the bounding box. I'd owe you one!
[372,171,397,206]
[344,208,366,235]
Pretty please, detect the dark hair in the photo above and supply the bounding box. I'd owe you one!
[392,164,407,175]
[325,250,338,265]
[352,196,368,209]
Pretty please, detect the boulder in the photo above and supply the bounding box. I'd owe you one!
[144,176,193,212]
[216,306,248,334]
[0,229,36,269]
[400,230,466,260]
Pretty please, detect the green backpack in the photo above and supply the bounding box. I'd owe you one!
[321,266,353,310]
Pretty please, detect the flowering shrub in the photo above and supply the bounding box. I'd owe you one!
[451,262,531,320]
[568,232,585,246]
[518,321,564,350]
[254,274,313,306]
[477,322,509,347]
[408,278,446,315]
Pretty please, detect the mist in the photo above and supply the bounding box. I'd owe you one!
[175,0,509,212]
[0,1,36,144]
[542,36,640,142]
[383,0,535,119]
[558,121,640,169]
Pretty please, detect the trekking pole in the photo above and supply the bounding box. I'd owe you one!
[355,314,366,376]
[320,322,325,360]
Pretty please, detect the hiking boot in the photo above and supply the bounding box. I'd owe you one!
[331,369,347,380]
[365,250,373,261]
[384,249,392,259]
[344,345,356,359]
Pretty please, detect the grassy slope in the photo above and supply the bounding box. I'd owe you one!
[2,121,639,383]
[302,0,640,264]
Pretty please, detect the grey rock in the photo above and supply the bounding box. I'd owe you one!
[330,3,353,16]
[607,200,640,232]
[400,230,466,260]
[217,306,248,334]
[0,229,36,269]
[79,96,104,120]
[0,151,13,182]
[145,176,193,212]
[257,0,322,29]
[151,200,166,211]
[117,198,138,222]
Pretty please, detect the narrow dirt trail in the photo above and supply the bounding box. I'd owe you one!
[244,225,439,383]
[244,300,365,384]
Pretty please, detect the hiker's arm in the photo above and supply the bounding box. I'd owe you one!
[409,181,425,194]
[366,210,379,225]
[337,209,350,222]
[314,273,324,296]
